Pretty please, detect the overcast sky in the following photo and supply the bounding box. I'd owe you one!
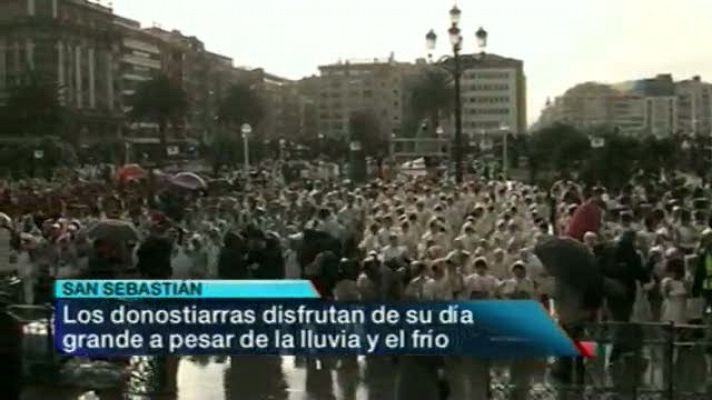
[113,0,712,125]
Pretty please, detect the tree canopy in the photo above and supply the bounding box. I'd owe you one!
[217,83,265,129]
[0,73,64,137]
[528,123,591,175]
[129,74,188,143]
[526,123,701,188]
[404,68,453,137]
[349,109,386,157]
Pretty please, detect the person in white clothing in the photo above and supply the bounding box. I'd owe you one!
[499,262,537,299]
[404,261,430,300]
[359,223,381,254]
[463,258,499,299]
[284,233,302,279]
[423,259,452,300]
[381,232,407,263]
[455,223,479,253]
[660,257,688,324]
[333,259,361,301]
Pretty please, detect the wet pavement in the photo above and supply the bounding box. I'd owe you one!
[22,356,391,400]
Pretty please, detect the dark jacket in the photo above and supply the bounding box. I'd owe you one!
[692,249,712,297]
[602,232,650,320]
[218,232,247,280]
[136,236,173,279]
[245,233,284,280]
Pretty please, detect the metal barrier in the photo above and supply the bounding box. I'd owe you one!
[5,304,58,383]
[487,321,712,400]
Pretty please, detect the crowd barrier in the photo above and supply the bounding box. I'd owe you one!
[486,320,712,400]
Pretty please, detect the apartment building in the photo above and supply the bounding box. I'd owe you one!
[317,57,411,138]
[0,0,123,142]
[458,53,527,135]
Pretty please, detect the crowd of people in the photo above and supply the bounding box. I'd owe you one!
[1,162,711,398]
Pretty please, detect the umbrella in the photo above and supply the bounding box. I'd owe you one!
[170,172,207,190]
[0,212,11,228]
[534,236,605,315]
[85,219,140,243]
[534,237,600,289]
[115,164,146,182]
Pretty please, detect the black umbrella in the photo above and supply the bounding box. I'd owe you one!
[534,237,605,313]
[534,237,598,287]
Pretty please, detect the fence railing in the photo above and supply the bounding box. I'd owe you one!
[487,320,712,400]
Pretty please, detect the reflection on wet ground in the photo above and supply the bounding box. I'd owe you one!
[22,356,393,400]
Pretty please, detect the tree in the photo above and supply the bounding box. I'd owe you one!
[129,75,188,150]
[0,136,76,178]
[528,123,590,181]
[217,83,265,129]
[348,109,386,158]
[404,68,453,136]
[0,72,64,137]
[638,135,675,174]
[207,128,241,174]
[590,130,640,188]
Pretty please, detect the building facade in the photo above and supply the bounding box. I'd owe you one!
[317,57,411,138]
[537,74,712,138]
[457,53,527,136]
[675,76,712,136]
[114,15,162,134]
[0,0,124,142]
[296,76,319,140]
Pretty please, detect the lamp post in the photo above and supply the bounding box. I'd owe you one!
[241,123,252,174]
[426,5,488,184]
[279,138,287,161]
[317,133,325,158]
[590,135,605,183]
[499,123,510,180]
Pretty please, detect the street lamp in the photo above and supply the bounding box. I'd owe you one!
[425,4,488,183]
[279,138,287,160]
[499,123,510,180]
[241,123,252,174]
[476,27,488,49]
[590,136,605,149]
[449,5,461,24]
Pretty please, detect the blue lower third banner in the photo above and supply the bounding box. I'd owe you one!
[54,299,581,358]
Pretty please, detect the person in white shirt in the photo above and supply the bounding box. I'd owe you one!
[660,258,688,324]
[359,223,381,254]
[399,221,419,259]
[673,209,699,254]
[423,258,452,300]
[333,259,361,301]
[455,223,479,253]
[404,261,430,300]
[381,232,407,263]
[420,219,448,255]
[377,215,396,246]
[284,233,303,279]
[357,256,381,302]
[463,257,499,299]
[313,208,343,240]
[499,262,537,299]
[490,248,509,280]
